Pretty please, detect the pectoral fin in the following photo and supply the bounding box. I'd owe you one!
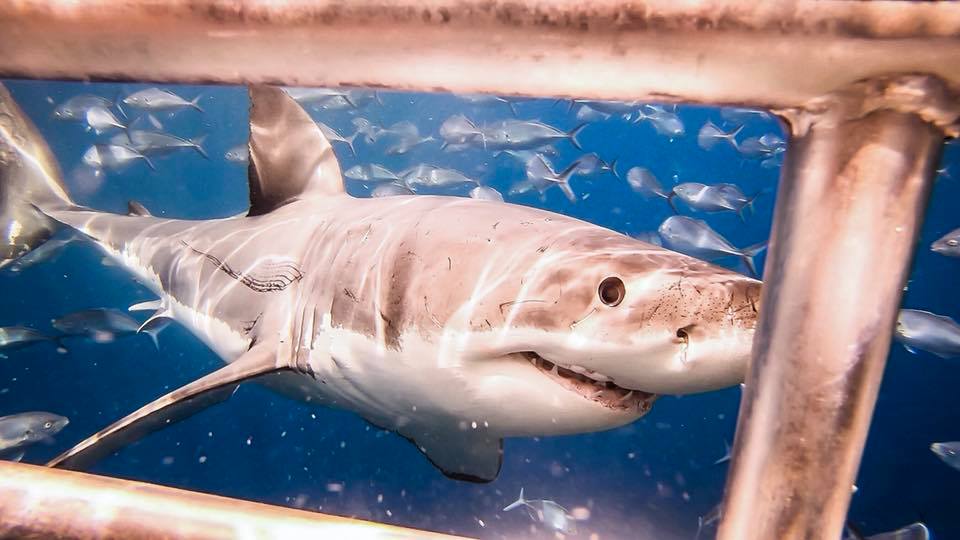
[48,341,286,470]
[405,426,503,483]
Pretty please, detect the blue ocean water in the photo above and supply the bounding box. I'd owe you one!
[0,79,957,539]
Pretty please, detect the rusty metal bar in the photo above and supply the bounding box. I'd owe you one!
[718,76,959,540]
[0,461,468,540]
[0,1,958,108]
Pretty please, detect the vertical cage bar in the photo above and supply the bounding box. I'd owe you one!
[718,77,953,539]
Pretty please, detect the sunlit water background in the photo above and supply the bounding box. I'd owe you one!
[1,79,958,539]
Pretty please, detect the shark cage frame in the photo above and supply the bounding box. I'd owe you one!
[0,1,959,538]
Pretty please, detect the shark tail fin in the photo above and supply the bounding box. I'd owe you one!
[503,488,526,511]
[0,83,79,269]
[567,123,587,150]
[48,341,287,471]
[740,242,768,278]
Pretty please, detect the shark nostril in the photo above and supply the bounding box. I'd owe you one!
[676,325,694,343]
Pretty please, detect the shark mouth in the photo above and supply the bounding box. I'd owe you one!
[520,352,657,412]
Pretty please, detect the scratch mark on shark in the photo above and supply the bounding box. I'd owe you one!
[181,240,304,292]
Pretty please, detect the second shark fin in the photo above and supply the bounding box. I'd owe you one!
[47,341,286,470]
[246,85,346,217]
[403,426,503,483]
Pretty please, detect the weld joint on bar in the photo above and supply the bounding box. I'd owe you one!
[776,74,960,138]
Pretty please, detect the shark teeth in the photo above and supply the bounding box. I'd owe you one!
[522,352,656,412]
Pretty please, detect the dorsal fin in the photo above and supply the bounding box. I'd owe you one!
[127,200,152,217]
[246,85,345,216]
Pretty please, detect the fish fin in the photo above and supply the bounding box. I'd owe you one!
[609,158,620,179]
[189,95,204,113]
[507,100,519,118]
[503,487,527,511]
[405,427,503,483]
[727,123,745,145]
[373,91,384,106]
[126,200,152,217]
[141,155,157,172]
[342,93,358,109]
[345,133,358,156]
[0,448,27,463]
[146,113,163,130]
[189,134,209,159]
[246,85,346,216]
[140,317,171,350]
[740,242,767,278]
[128,299,162,312]
[567,123,587,150]
[48,341,285,470]
[666,193,680,214]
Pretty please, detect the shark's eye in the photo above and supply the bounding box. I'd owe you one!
[676,327,691,343]
[598,277,625,307]
[43,421,52,429]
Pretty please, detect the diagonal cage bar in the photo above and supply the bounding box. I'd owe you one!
[0,1,957,539]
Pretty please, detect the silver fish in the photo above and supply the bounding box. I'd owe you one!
[439,114,483,149]
[720,107,771,123]
[574,104,610,123]
[503,488,577,536]
[351,117,384,144]
[931,227,960,257]
[625,167,670,200]
[123,88,203,112]
[0,412,69,452]
[737,134,787,160]
[378,121,434,155]
[931,442,960,472]
[468,186,504,202]
[480,119,585,151]
[401,164,477,189]
[454,94,520,116]
[112,130,208,159]
[670,182,761,220]
[0,326,59,352]
[635,104,685,138]
[571,152,616,178]
[224,144,249,164]
[894,309,960,358]
[82,144,155,172]
[631,231,663,247]
[284,87,353,105]
[509,155,579,202]
[572,99,641,117]
[84,106,126,135]
[52,95,112,121]
[52,308,141,344]
[494,147,559,164]
[846,522,931,540]
[344,163,400,183]
[314,122,357,156]
[658,216,766,277]
[698,120,743,151]
[370,183,416,197]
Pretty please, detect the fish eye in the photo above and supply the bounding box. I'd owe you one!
[598,277,625,307]
[43,421,52,429]
[948,239,958,247]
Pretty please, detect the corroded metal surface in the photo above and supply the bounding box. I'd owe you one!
[717,76,955,540]
[0,1,958,107]
[0,461,468,540]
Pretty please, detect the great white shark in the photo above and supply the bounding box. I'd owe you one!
[0,84,761,482]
